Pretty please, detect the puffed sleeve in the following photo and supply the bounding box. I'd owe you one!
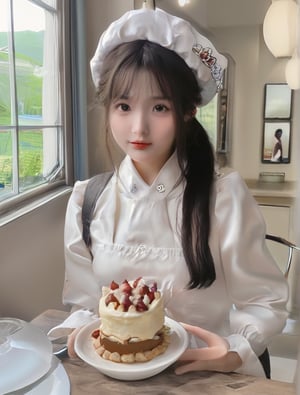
[214,170,289,375]
[63,180,101,313]
[47,181,101,338]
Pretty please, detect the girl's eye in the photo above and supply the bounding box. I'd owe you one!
[117,103,130,112]
[154,104,169,112]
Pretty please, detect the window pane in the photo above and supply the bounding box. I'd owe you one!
[13,0,60,126]
[18,129,43,190]
[17,126,63,192]
[12,0,46,31]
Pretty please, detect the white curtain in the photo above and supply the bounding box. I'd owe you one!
[42,0,60,177]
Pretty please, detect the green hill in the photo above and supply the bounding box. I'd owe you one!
[0,30,44,65]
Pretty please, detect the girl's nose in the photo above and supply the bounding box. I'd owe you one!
[132,111,148,136]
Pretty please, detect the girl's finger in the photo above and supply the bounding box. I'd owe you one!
[178,344,227,361]
[67,327,82,359]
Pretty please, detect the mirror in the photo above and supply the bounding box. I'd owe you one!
[264,83,293,119]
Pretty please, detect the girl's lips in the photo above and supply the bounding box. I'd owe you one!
[130,141,152,150]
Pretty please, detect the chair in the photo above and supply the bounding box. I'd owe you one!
[264,233,300,381]
[266,233,300,279]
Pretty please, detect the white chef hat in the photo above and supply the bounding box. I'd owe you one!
[90,7,227,106]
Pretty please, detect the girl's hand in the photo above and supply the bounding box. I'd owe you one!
[67,327,82,358]
[175,323,242,375]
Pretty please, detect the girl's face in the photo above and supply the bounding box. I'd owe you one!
[108,70,176,182]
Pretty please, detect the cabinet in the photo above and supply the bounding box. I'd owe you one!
[245,180,296,245]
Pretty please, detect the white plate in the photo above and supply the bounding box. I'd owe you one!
[27,363,70,395]
[75,317,189,381]
[0,320,52,394]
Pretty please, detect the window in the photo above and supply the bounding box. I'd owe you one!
[197,54,234,168]
[196,95,218,149]
[0,0,72,212]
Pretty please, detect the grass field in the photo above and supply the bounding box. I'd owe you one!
[0,130,43,186]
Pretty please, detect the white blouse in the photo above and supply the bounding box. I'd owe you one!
[61,153,288,377]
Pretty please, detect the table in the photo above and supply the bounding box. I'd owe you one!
[31,309,297,395]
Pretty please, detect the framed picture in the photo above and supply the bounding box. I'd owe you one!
[264,83,293,119]
[262,121,291,163]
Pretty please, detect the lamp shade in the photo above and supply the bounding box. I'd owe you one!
[285,55,300,89]
[263,0,298,57]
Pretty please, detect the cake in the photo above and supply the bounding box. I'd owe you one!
[92,277,170,363]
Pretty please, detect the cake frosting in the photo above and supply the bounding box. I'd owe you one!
[92,277,170,363]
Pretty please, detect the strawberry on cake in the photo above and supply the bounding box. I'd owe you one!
[92,277,170,363]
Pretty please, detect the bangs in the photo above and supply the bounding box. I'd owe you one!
[110,43,173,102]
[111,66,172,101]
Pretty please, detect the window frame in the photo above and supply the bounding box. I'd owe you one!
[0,0,74,218]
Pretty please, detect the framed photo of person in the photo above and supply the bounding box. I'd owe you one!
[264,83,293,119]
[262,121,291,163]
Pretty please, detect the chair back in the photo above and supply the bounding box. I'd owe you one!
[266,234,300,278]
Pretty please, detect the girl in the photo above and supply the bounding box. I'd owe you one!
[57,7,288,377]
[271,128,283,162]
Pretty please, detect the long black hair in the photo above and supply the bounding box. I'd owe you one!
[97,40,216,289]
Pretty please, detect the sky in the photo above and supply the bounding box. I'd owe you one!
[0,0,45,32]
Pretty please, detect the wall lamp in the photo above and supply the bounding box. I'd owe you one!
[263,0,298,58]
[263,0,300,89]
[178,0,190,7]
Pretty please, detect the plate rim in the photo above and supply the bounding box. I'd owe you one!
[0,322,53,393]
[75,316,188,379]
[27,362,70,395]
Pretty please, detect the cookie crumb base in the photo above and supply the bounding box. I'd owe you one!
[92,325,170,363]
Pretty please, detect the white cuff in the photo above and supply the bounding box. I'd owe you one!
[47,309,98,340]
[226,334,266,377]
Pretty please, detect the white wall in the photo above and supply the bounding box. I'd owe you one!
[0,193,70,321]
